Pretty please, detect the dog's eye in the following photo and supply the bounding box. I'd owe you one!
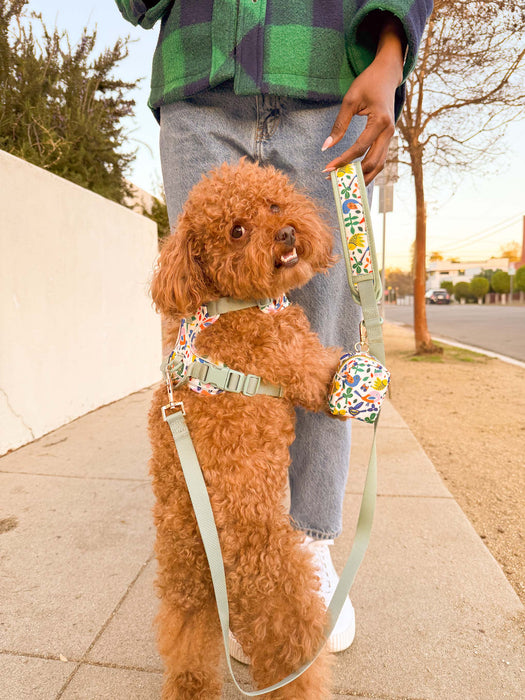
[270,204,280,213]
[230,224,246,239]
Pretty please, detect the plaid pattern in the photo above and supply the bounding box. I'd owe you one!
[115,0,432,120]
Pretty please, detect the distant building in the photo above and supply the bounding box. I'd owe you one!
[426,258,509,290]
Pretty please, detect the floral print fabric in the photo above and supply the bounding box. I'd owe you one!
[335,163,373,276]
[328,352,390,423]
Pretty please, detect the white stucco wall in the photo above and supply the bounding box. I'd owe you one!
[0,150,162,454]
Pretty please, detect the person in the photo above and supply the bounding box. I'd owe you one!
[115,0,433,657]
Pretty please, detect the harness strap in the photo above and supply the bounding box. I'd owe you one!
[164,405,378,697]
[188,361,283,397]
[205,297,262,316]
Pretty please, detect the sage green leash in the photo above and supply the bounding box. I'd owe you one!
[162,160,385,695]
[164,408,377,697]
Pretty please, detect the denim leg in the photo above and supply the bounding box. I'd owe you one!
[159,88,365,540]
[159,84,258,222]
[255,97,365,539]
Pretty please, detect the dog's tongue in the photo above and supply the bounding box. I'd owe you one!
[280,248,299,267]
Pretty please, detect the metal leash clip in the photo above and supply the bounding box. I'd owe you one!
[354,320,370,354]
[161,358,186,421]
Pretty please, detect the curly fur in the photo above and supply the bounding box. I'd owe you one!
[149,159,342,699]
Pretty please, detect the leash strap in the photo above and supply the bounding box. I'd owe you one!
[164,407,378,696]
[330,163,382,305]
[330,163,386,365]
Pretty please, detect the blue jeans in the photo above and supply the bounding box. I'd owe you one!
[159,82,364,539]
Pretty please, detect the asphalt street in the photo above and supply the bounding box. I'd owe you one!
[384,303,525,362]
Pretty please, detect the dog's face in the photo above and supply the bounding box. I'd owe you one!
[152,159,335,315]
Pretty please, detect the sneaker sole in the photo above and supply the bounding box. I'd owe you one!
[228,616,355,664]
[229,633,250,664]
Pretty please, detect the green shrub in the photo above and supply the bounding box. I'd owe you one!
[469,276,490,300]
[454,281,470,301]
[515,266,525,292]
[441,280,454,295]
[491,270,510,294]
[0,1,138,204]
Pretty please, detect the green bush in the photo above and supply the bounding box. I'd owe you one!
[454,281,470,301]
[441,280,454,295]
[491,270,510,294]
[469,276,490,300]
[0,1,138,204]
[515,266,525,292]
[141,193,170,240]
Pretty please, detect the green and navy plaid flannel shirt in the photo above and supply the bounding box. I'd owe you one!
[115,0,432,120]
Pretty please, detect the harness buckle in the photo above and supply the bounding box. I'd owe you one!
[165,353,187,387]
[225,368,244,393]
[242,374,261,397]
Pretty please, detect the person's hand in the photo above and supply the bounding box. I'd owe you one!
[322,15,406,185]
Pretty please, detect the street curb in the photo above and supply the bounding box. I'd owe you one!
[385,320,525,369]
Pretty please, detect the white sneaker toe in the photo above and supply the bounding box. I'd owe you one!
[304,536,356,653]
[229,630,250,664]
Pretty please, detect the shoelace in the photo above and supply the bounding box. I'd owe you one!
[304,538,337,602]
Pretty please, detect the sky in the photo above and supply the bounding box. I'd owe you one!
[27,0,525,271]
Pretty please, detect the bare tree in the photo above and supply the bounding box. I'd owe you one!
[397,0,525,353]
[499,241,521,261]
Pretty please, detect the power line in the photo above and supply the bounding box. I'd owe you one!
[436,212,523,253]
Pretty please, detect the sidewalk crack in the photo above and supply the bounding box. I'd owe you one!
[0,469,149,483]
[54,553,155,698]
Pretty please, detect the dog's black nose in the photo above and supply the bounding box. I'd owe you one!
[275,226,296,247]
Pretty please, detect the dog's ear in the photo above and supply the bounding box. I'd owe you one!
[151,215,208,316]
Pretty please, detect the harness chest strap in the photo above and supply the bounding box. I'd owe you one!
[187,361,283,397]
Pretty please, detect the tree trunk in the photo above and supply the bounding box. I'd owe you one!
[411,145,442,354]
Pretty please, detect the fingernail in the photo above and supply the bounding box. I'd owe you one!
[321,166,336,173]
[321,136,333,152]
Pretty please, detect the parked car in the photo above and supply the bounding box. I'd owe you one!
[425,288,451,304]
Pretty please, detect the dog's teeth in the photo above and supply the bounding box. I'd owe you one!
[280,248,298,263]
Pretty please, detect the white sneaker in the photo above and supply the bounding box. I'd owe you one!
[229,630,251,664]
[304,536,356,653]
[229,536,355,663]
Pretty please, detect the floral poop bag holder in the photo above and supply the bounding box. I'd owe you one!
[328,162,390,421]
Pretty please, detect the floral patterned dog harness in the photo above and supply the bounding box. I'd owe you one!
[164,296,290,397]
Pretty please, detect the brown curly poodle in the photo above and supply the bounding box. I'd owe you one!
[148,159,343,699]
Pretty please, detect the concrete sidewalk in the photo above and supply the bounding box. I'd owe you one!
[1,389,523,699]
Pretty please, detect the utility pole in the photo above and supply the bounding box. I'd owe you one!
[520,215,525,266]
[375,136,399,318]
[509,262,515,304]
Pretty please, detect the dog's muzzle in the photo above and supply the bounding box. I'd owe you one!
[274,226,299,268]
